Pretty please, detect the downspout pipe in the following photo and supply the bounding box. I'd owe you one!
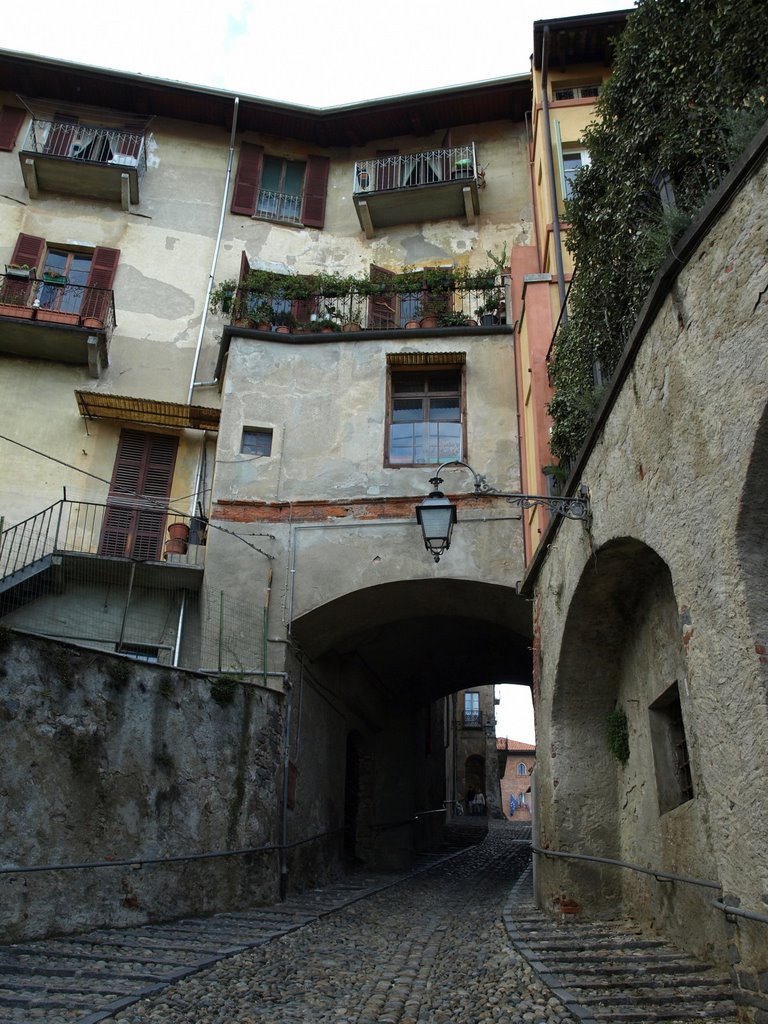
[540,27,568,322]
[187,96,240,404]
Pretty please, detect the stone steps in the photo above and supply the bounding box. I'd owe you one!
[0,850,468,1023]
[504,866,740,1023]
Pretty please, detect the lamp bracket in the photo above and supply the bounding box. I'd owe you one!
[430,461,591,524]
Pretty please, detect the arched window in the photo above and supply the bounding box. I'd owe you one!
[517,762,527,775]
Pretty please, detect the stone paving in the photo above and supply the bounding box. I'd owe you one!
[103,822,559,1024]
[0,820,741,1024]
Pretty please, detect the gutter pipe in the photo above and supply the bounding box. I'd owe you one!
[540,27,568,321]
[188,96,240,403]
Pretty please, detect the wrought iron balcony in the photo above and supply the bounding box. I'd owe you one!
[0,500,205,591]
[225,275,506,333]
[352,145,481,237]
[19,119,147,209]
[0,273,116,377]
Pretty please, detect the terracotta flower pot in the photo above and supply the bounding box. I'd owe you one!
[36,309,79,325]
[168,522,190,542]
[0,303,34,319]
[419,316,440,329]
[405,320,421,330]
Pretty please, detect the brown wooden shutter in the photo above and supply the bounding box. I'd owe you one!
[81,246,120,323]
[368,265,396,329]
[100,430,178,560]
[440,128,453,181]
[300,155,330,228]
[3,234,45,304]
[10,233,45,271]
[0,107,26,152]
[231,142,263,215]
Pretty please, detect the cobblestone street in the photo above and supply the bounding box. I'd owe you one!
[105,823,559,1024]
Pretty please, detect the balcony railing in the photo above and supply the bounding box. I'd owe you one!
[352,145,480,235]
[0,274,116,335]
[228,275,507,333]
[20,119,147,207]
[0,500,206,587]
[255,188,303,224]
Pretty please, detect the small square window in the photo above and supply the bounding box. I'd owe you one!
[241,428,273,457]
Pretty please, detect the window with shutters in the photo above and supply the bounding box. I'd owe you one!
[386,361,464,466]
[231,143,330,229]
[0,233,119,343]
[99,430,178,561]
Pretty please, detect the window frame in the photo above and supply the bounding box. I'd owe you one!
[241,427,273,457]
[385,361,466,468]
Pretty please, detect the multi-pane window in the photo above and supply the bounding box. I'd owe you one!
[256,156,306,223]
[562,149,590,200]
[241,428,273,457]
[517,762,527,776]
[649,682,694,814]
[464,692,481,727]
[554,84,601,101]
[38,249,93,314]
[388,368,463,465]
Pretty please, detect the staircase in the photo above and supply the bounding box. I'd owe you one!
[505,866,740,1023]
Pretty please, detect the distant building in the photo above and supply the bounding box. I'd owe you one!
[498,738,535,821]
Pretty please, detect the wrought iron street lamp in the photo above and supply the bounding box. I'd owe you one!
[415,460,590,563]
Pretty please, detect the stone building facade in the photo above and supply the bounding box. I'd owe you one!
[527,127,768,1016]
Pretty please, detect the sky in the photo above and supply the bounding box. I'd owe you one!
[1,0,631,744]
[3,0,633,108]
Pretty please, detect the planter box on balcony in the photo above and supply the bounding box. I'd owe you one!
[35,309,80,325]
[0,303,35,319]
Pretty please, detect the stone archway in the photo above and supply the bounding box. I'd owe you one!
[538,537,716,924]
[736,401,768,654]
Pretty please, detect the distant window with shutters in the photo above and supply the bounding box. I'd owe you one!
[387,360,464,466]
[231,143,330,228]
[241,428,273,457]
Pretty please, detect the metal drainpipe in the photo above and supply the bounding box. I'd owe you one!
[540,27,568,321]
[279,677,293,901]
[187,96,240,404]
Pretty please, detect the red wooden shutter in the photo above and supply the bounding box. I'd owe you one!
[368,265,396,329]
[300,155,330,228]
[3,234,45,304]
[0,107,26,152]
[100,430,178,560]
[81,246,120,324]
[10,233,45,270]
[44,113,78,157]
[231,142,263,215]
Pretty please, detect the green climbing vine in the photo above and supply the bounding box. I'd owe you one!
[548,0,768,463]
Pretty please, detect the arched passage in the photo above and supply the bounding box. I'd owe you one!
[541,537,711,919]
[288,577,532,867]
[736,401,768,651]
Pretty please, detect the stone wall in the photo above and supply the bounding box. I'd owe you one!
[530,130,768,1011]
[0,630,288,942]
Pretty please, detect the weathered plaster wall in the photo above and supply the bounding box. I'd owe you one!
[0,631,285,942]
[533,153,768,990]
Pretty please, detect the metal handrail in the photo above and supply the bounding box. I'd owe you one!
[534,845,768,927]
[0,828,346,876]
[353,145,477,194]
[22,118,147,185]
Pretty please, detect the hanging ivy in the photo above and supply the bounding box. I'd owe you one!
[548,0,768,462]
[606,708,630,765]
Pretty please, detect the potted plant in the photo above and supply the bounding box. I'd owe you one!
[272,310,297,333]
[5,264,35,280]
[439,310,475,327]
